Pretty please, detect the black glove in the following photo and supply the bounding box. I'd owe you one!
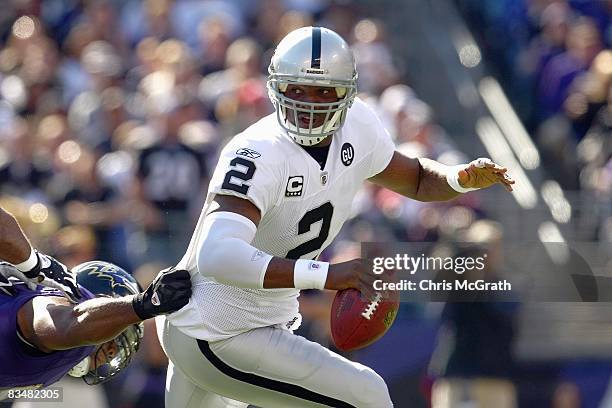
[132,267,192,320]
[22,251,82,303]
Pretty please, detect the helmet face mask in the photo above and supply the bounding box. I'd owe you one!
[83,322,144,385]
[267,27,358,146]
[69,261,145,385]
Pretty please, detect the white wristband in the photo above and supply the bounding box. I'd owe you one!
[293,259,329,290]
[15,247,38,272]
[446,165,480,193]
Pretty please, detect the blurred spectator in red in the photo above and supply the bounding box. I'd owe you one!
[200,36,269,138]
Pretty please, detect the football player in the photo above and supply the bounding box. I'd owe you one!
[160,27,515,407]
[0,208,192,400]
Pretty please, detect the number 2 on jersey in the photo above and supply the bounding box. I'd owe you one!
[222,157,256,194]
[286,202,334,260]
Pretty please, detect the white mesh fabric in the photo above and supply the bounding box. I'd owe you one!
[191,280,300,341]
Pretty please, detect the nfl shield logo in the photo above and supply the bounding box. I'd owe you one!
[320,171,328,185]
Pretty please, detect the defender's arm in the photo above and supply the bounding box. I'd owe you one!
[17,295,142,351]
[16,267,191,351]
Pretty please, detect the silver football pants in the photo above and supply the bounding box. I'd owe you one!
[157,316,393,408]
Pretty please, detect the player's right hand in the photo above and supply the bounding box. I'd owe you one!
[325,259,382,301]
[132,266,192,320]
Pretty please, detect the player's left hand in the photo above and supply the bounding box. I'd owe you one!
[458,158,515,192]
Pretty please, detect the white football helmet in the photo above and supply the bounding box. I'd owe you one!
[267,26,358,145]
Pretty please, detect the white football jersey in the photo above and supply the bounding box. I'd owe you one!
[167,98,395,341]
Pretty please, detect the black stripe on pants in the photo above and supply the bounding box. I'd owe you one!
[197,339,357,408]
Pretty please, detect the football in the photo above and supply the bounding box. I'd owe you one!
[330,289,400,352]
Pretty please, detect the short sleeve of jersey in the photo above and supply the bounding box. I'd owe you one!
[359,101,396,178]
[208,139,282,216]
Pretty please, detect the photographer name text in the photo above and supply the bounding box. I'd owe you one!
[373,279,512,292]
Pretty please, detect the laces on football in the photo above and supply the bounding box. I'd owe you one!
[361,292,382,320]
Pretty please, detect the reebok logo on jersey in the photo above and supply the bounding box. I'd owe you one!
[286,316,299,330]
[285,176,304,197]
[236,148,261,159]
[341,143,354,166]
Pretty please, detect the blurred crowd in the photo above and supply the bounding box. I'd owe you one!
[456,0,611,197]
[0,0,609,407]
[454,1,612,407]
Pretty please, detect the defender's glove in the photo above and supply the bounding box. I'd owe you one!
[17,250,82,303]
[132,267,192,320]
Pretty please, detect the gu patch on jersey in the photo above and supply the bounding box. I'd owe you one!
[285,176,304,197]
[341,143,354,166]
[236,148,261,159]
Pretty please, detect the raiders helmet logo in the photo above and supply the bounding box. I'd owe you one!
[341,143,354,166]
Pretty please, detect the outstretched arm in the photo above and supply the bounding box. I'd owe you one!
[368,152,514,201]
[17,267,191,351]
[18,295,141,351]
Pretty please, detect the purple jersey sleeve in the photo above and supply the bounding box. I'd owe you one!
[0,282,96,390]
